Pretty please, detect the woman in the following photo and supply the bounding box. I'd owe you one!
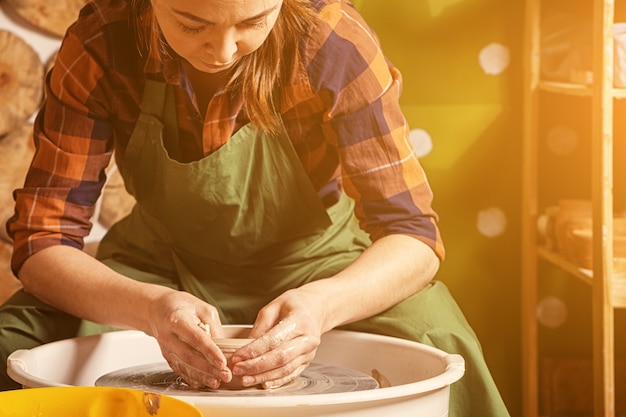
[1,0,509,414]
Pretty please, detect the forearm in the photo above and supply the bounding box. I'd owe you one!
[17,245,171,335]
[300,234,440,332]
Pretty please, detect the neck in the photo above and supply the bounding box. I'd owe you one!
[182,61,232,115]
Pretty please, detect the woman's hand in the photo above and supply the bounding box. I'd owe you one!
[228,287,326,389]
[147,289,232,389]
[225,236,439,390]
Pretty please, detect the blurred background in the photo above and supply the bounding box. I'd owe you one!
[9,0,626,415]
[0,0,526,413]
[354,1,524,414]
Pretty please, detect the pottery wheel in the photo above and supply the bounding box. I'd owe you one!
[95,362,379,397]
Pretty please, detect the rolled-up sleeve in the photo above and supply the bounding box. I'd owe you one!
[7,7,116,275]
[307,1,444,259]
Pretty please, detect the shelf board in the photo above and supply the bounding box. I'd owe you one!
[537,246,626,308]
[537,81,626,99]
[537,246,594,285]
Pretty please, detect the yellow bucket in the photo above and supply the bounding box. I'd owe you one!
[0,386,202,417]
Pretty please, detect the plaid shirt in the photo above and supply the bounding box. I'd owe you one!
[8,0,444,274]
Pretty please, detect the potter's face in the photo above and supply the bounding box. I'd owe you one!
[152,0,283,73]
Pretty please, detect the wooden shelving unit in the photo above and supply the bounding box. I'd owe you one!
[521,0,625,416]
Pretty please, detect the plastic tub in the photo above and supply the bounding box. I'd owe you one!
[8,328,464,417]
[0,386,202,417]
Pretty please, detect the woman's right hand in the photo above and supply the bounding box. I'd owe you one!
[146,289,231,389]
[19,247,234,389]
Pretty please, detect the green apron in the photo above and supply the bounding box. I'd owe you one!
[96,79,371,324]
[0,79,510,416]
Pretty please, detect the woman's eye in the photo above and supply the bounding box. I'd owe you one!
[248,20,267,29]
[177,21,205,34]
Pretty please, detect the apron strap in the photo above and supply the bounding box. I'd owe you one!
[140,79,168,118]
[140,80,182,161]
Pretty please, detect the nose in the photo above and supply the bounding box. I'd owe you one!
[206,29,238,64]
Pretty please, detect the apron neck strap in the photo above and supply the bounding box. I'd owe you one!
[141,79,169,118]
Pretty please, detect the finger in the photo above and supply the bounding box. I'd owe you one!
[232,335,317,386]
[235,334,316,372]
[196,310,226,338]
[197,322,211,336]
[240,352,313,389]
[249,310,281,338]
[174,318,226,366]
[161,321,233,387]
[231,319,317,370]
[168,352,226,389]
[242,318,299,359]
[258,363,309,389]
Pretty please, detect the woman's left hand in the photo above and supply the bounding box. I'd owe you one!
[228,287,326,389]
[226,236,440,389]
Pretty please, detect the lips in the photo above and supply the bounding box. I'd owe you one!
[202,61,233,71]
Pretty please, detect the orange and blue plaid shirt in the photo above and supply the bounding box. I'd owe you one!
[7,0,444,274]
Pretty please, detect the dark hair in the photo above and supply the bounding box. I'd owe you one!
[131,0,317,134]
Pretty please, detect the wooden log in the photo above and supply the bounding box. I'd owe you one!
[2,0,88,38]
[0,30,43,137]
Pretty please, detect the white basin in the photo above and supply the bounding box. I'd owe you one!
[7,327,464,417]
